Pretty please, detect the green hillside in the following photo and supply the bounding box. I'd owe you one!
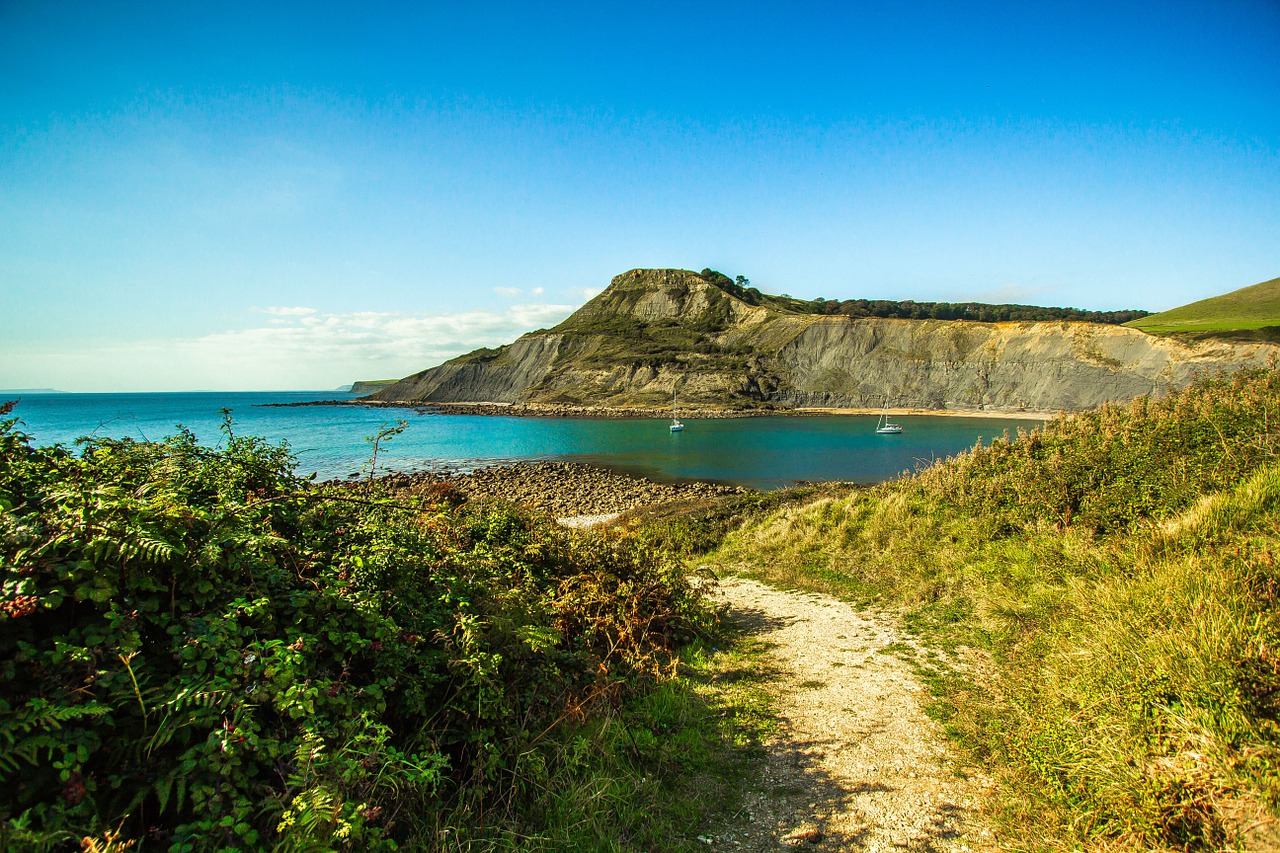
[709,367,1280,850]
[1125,275,1280,338]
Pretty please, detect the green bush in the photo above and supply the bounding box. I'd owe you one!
[911,366,1280,535]
[0,408,711,849]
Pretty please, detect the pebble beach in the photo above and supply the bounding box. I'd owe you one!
[375,460,749,521]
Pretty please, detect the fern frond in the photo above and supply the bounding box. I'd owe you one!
[0,700,112,774]
[144,686,227,756]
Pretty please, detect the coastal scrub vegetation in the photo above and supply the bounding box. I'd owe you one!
[555,312,757,376]
[695,268,1149,325]
[0,406,760,850]
[711,366,1280,850]
[802,296,1149,325]
[623,486,851,560]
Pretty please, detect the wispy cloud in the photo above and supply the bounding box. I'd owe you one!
[492,286,551,298]
[4,303,579,391]
[261,306,318,316]
[188,302,577,378]
[975,283,1051,304]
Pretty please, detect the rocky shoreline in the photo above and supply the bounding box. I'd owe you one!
[262,398,770,418]
[265,398,1050,419]
[366,460,749,519]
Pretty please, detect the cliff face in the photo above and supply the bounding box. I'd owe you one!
[348,380,397,395]
[369,269,1276,413]
[770,317,1264,410]
[373,335,572,404]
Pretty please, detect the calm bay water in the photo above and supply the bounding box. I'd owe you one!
[4,392,1042,489]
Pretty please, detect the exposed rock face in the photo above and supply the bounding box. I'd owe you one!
[370,269,1276,413]
[771,316,1263,411]
[381,335,571,404]
[348,380,397,395]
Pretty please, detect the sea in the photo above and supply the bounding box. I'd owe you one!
[2,391,1043,490]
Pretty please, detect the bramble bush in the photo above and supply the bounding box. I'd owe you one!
[0,406,712,849]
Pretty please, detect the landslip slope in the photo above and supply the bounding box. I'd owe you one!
[371,269,1275,414]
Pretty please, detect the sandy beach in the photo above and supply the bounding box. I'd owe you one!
[795,406,1054,421]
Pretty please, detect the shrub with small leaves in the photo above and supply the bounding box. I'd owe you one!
[0,404,710,849]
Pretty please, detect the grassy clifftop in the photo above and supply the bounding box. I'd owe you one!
[1126,275,1280,340]
[710,366,1280,850]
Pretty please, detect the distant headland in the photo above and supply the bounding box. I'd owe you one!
[359,268,1278,415]
[334,380,398,395]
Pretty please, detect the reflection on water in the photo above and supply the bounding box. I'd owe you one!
[9,391,1043,489]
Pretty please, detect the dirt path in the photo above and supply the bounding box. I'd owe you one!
[710,577,993,852]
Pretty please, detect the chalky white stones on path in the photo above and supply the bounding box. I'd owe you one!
[711,577,995,852]
[556,513,621,528]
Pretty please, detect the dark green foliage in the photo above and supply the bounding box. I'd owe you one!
[696,270,803,312]
[0,408,710,849]
[809,297,1148,324]
[698,269,1146,323]
[557,312,753,373]
[695,268,1147,323]
[911,366,1280,535]
[696,268,752,306]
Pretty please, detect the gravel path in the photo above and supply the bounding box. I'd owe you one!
[712,577,993,852]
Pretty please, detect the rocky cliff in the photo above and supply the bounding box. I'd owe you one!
[348,380,397,395]
[370,269,1276,413]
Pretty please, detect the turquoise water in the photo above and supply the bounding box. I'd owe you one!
[3,392,1042,489]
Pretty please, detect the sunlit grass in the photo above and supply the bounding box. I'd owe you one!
[705,367,1280,851]
[1126,276,1280,334]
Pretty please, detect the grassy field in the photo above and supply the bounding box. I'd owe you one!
[1125,275,1280,334]
[705,367,1280,851]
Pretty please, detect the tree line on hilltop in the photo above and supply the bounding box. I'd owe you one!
[697,268,1150,325]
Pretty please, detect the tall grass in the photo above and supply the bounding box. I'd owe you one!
[711,367,1280,850]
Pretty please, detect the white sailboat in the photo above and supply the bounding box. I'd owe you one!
[669,387,684,432]
[875,398,903,434]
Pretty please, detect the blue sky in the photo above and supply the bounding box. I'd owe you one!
[2,0,1278,391]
